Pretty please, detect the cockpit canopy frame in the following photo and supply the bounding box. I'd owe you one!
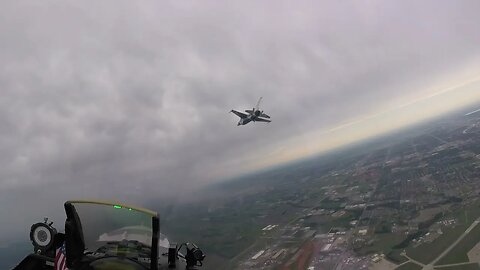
[64,200,160,270]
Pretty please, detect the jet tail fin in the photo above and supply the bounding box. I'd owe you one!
[255,97,263,111]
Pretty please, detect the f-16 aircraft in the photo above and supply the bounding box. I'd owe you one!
[231,97,271,126]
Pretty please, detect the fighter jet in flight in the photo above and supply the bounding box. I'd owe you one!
[231,97,271,126]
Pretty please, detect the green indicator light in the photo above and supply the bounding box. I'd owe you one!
[113,205,122,209]
[128,208,132,211]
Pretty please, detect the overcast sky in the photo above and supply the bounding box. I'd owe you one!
[1,0,480,240]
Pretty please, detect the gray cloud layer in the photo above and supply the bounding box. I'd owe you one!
[1,0,480,240]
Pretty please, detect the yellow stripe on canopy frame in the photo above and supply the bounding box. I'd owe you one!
[66,200,158,217]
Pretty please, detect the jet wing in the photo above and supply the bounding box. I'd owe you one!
[245,109,254,114]
[231,110,248,118]
[260,113,270,118]
[255,118,271,123]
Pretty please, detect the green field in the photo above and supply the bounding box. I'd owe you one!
[387,249,409,264]
[395,262,423,270]
[434,263,480,270]
[436,222,480,265]
[358,233,406,255]
[407,204,480,265]
[406,225,468,264]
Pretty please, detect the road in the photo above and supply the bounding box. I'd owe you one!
[433,262,479,269]
[401,252,426,268]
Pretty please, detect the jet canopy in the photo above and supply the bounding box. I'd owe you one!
[64,200,161,269]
